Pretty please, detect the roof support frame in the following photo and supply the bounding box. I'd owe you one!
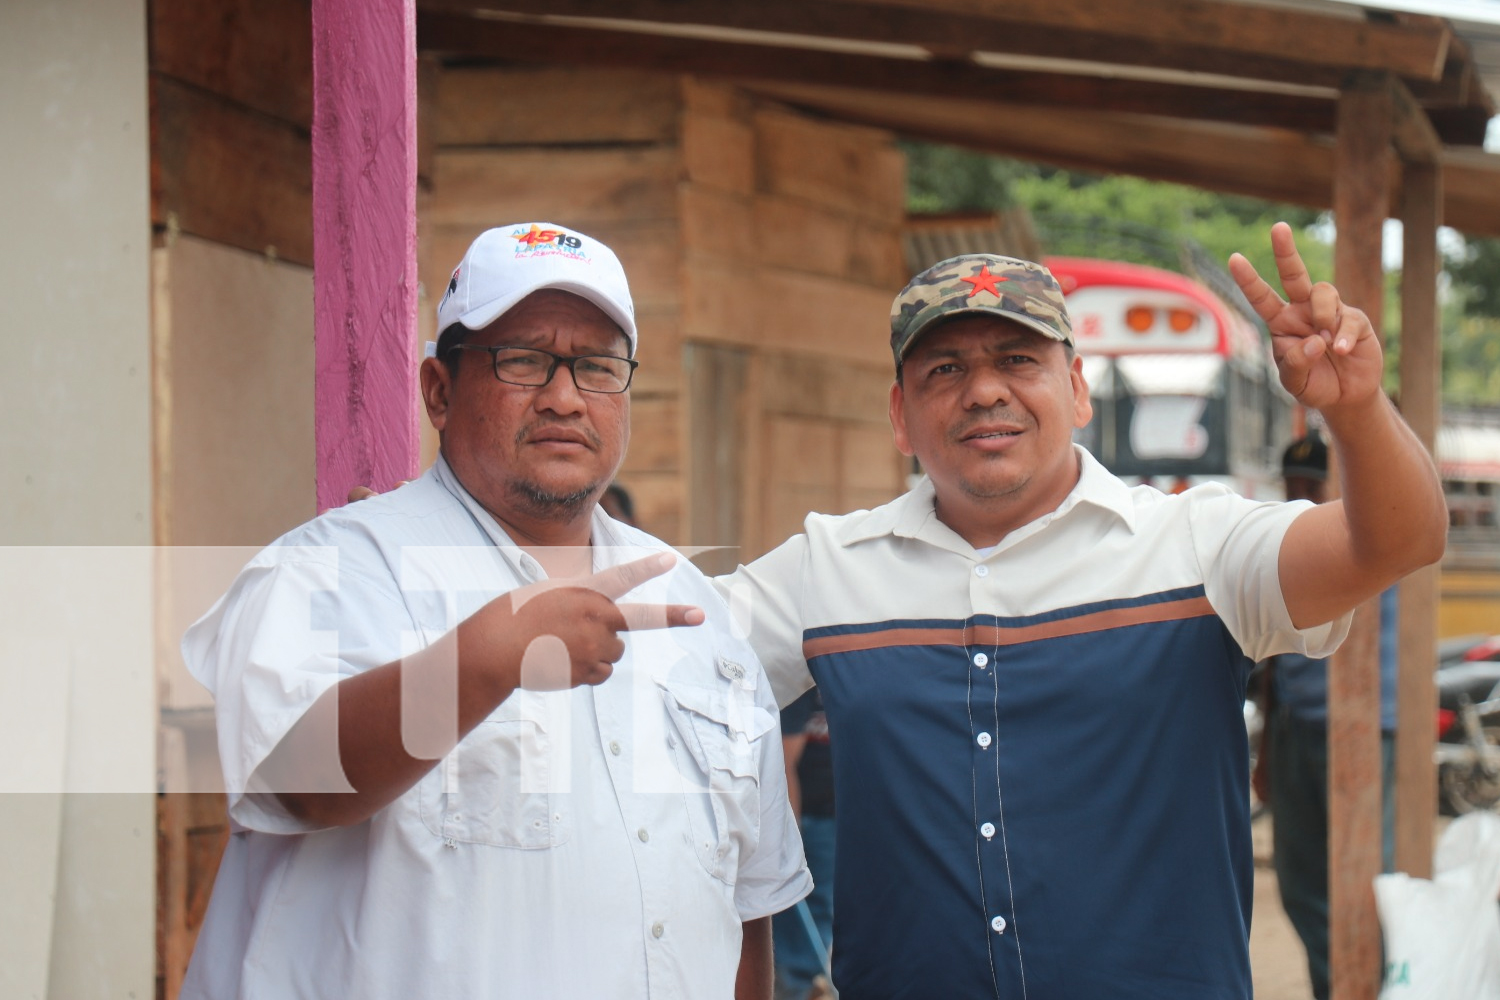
[1395,158,1443,883]
[1328,72,1394,1000]
[418,0,1459,94]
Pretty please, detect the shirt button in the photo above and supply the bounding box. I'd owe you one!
[652,922,665,939]
[609,741,622,756]
[980,822,996,839]
[972,652,989,668]
[638,828,649,843]
[991,915,1007,934]
[667,734,677,749]
[975,565,989,578]
[976,732,992,749]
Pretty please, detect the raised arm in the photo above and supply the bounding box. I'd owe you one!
[1229,223,1447,629]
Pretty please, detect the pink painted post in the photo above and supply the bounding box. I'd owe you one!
[311,0,420,512]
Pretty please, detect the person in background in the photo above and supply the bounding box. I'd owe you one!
[601,481,638,526]
[1257,430,1399,1000]
[774,687,837,1000]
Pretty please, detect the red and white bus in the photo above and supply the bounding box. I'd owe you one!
[1046,255,1294,499]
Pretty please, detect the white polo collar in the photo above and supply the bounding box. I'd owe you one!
[835,445,1138,555]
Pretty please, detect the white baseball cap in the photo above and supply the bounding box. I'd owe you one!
[435,222,637,356]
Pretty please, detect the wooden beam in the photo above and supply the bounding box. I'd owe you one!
[1443,150,1500,239]
[1417,31,1494,113]
[740,79,1500,240]
[1387,76,1441,165]
[742,80,1339,208]
[150,74,313,265]
[422,0,1456,88]
[1329,73,1391,1000]
[418,12,1338,134]
[434,64,681,146]
[150,0,313,128]
[1425,105,1492,147]
[312,0,421,512]
[1395,161,1442,879]
[821,0,1449,80]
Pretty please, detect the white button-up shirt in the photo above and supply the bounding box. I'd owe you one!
[181,457,809,1000]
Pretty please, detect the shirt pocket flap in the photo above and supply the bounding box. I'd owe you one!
[658,679,774,781]
[660,680,776,742]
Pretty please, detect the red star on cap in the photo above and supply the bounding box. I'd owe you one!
[960,265,1007,298]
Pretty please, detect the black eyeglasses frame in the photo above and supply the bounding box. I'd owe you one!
[447,344,639,394]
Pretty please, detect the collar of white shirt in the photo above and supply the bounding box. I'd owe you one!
[831,445,1139,556]
[431,452,632,580]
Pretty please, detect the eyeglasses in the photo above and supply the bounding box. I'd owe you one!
[449,345,638,394]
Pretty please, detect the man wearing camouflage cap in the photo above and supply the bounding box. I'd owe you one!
[717,224,1446,998]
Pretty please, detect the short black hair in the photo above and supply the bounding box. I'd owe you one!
[436,322,471,375]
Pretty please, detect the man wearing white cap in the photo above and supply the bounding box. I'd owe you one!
[181,222,809,1000]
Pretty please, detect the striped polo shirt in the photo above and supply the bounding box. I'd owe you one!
[718,446,1349,1000]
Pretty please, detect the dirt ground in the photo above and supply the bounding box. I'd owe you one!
[1250,811,1315,1000]
[1249,813,1455,1000]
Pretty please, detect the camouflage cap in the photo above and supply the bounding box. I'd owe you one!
[890,253,1073,366]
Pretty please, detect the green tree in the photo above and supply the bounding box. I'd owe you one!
[902,142,1331,286]
[1435,236,1500,404]
[1446,236,1500,318]
[901,141,1025,214]
[902,141,1500,405]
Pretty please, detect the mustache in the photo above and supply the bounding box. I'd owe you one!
[949,408,1030,442]
[515,420,602,449]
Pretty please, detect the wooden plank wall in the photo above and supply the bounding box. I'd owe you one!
[150,0,314,264]
[149,3,321,994]
[678,79,909,560]
[423,69,908,555]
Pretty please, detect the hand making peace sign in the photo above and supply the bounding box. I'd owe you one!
[471,551,706,692]
[1228,222,1386,413]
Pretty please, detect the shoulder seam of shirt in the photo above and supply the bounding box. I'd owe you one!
[826,481,931,547]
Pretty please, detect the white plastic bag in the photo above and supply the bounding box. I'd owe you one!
[1375,812,1500,998]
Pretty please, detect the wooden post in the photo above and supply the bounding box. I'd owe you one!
[1395,160,1443,878]
[1329,72,1391,1000]
[311,0,420,511]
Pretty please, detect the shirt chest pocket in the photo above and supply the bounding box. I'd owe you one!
[418,690,568,850]
[658,677,776,883]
